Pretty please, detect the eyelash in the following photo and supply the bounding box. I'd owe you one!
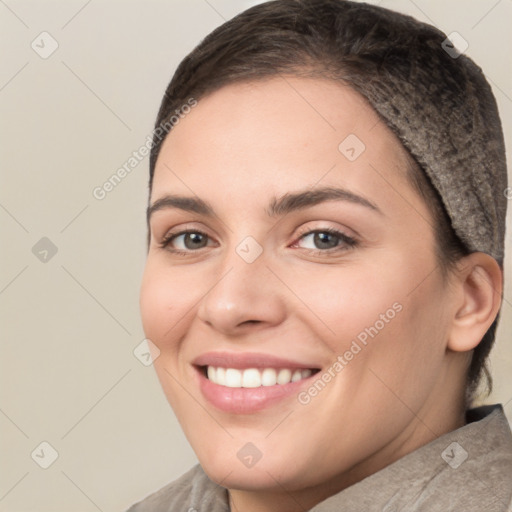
[159,229,212,255]
[158,227,358,256]
[293,227,358,255]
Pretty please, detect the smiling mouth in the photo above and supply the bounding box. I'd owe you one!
[200,366,320,388]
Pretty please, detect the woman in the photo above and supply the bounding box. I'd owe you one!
[130,0,512,510]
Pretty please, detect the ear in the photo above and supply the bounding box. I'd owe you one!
[447,252,503,352]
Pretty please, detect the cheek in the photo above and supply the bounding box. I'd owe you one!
[288,250,449,382]
[139,261,193,349]
[139,262,197,409]
[286,256,411,349]
[346,266,452,410]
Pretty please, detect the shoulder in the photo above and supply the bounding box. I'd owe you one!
[125,464,229,512]
[313,405,512,512]
[450,405,512,510]
[392,404,512,511]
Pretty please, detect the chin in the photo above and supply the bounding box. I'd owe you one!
[195,441,317,493]
[201,460,294,492]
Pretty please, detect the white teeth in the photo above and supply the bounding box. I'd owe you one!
[301,369,312,379]
[261,368,277,386]
[225,368,242,388]
[277,368,292,385]
[242,368,261,388]
[216,367,226,386]
[205,366,315,388]
[291,369,302,382]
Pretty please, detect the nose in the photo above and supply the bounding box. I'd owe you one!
[196,246,287,336]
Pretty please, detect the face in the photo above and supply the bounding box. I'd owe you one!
[140,77,460,501]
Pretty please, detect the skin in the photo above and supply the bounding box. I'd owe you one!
[140,77,502,512]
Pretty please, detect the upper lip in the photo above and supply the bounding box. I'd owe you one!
[193,351,321,370]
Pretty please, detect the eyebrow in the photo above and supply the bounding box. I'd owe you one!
[147,186,382,223]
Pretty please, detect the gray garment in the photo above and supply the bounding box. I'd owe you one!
[127,405,512,512]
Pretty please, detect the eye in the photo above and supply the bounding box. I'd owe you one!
[292,227,357,253]
[159,230,214,254]
[158,227,357,255]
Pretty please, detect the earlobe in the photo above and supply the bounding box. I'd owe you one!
[448,253,503,353]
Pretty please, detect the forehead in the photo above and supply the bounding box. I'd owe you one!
[152,76,416,212]
[161,77,386,155]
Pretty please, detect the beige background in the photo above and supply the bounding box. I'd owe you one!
[0,0,511,511]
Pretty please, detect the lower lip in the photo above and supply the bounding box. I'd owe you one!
[196,368,315,414]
